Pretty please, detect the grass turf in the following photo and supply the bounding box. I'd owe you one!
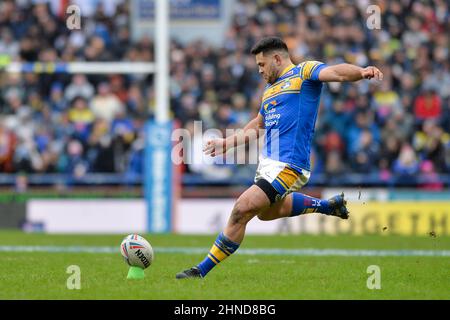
[0,231,448,300]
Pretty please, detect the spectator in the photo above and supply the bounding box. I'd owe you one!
[414,89,442,121]
[393,144,420,176]
[68,96,95,143]
[347,111,380,155]
[60,139,89,177]
[64,74,95,102]
[90,82,124,123]
[372,81,401,126]
[48,82,68,113]
[419,160,444,191]
[87,119,114,172]
[230,93,251,127]
[325,150,345,175]
[320,99,351,140]
[350,130,379,173]
[125,83,147,118]
[0,28,19,57]
[379,136,401,171]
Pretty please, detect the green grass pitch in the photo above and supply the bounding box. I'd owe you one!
[0,231,448,300]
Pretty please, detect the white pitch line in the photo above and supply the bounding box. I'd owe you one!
[0,246,449,257]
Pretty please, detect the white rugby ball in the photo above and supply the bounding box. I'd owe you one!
[120,234,154,269]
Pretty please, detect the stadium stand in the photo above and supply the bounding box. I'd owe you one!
[0,0,448,188]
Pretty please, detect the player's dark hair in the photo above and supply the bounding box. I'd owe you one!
[250,37,289,56]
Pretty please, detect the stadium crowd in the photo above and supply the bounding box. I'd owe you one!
[0,0,448,185]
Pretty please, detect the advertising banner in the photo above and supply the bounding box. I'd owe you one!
[25,199,449,236]
[27,200,147,233]
[176,201,450,236]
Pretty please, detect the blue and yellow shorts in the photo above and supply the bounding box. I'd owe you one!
[254,156,310,203]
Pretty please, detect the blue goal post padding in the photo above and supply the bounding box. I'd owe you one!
[144,120,174,233]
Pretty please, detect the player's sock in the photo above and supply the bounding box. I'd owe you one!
[290,192,333,216]
[197,232,240,277]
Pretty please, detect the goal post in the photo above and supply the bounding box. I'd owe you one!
[144,0,175,233]
[4,61,156,74]
[155,0,170,124]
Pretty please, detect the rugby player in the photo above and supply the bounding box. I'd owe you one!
[176,37,383,279]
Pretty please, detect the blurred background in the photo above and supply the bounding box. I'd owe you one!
[0,0,448,236]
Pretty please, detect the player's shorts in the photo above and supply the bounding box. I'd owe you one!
[254,156,310,204]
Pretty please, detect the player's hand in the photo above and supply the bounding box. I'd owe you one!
[203,138,226,157]
[361,66,383,81]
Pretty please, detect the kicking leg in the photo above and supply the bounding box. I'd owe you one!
[223,184,271,243]
[176,185,270,279]
[257,192,350,221]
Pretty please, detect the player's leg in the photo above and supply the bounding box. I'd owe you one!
[176,184,270,279]
[257,192,349,221]
[223,184,271,243]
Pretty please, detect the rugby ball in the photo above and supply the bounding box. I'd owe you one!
[120,234,154,269]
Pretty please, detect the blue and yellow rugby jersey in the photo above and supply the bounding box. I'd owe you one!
[259,61,327,172]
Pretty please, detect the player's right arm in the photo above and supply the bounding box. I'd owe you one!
[318,64,383,82]
[298,61,383,82]
[203,113,264,157]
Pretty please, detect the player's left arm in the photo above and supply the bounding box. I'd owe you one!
[318,64,383,82]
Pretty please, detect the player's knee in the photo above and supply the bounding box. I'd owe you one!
[231,198,257,225]
[230,202,248,225]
